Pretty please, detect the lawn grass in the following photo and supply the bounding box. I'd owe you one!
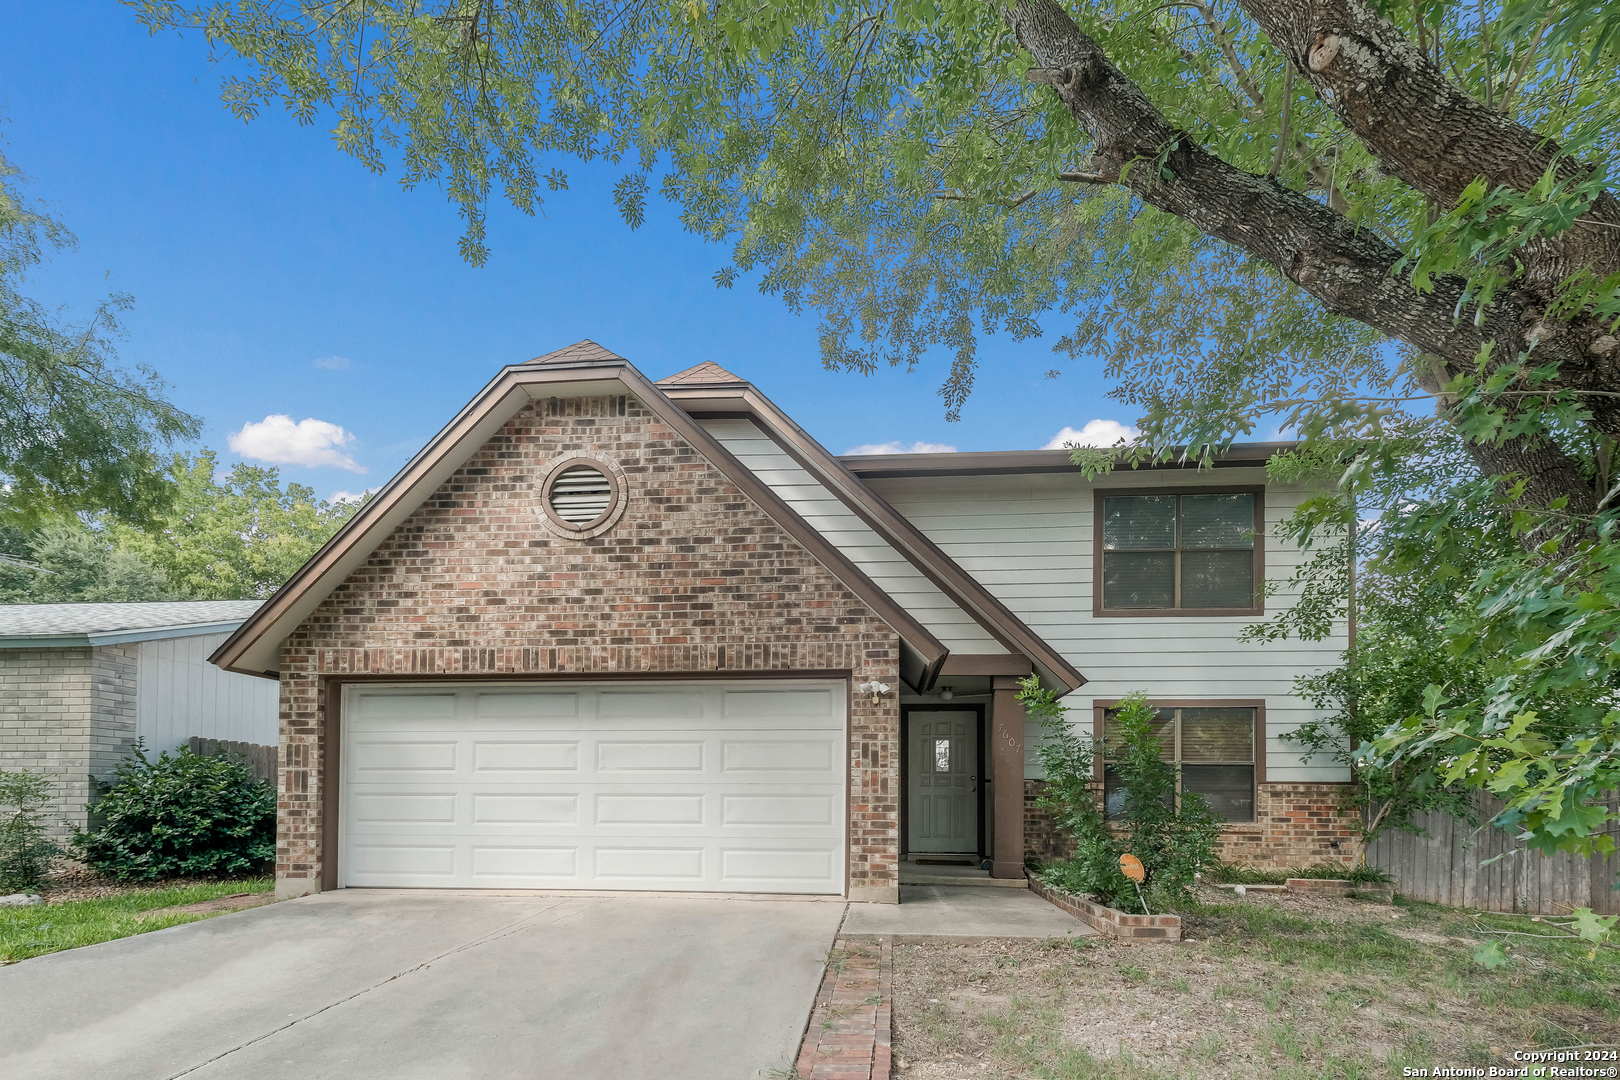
[0,878,274,965]
[889,890,1620,1080]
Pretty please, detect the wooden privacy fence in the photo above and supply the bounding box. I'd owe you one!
[1366,791,1620,915]
[188,737,277,786]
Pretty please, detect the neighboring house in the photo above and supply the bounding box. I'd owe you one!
[0,600,279,836]
[212,341,1352,903]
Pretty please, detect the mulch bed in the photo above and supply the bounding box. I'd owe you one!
[34,860,267,904]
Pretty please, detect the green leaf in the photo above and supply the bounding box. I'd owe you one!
[1471,940,1509,969]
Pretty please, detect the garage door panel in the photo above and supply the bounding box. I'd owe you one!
[721,794,836,827]
[473,692,579,719]
[720,848,835,883]
[471,740,580,773]
[720,737,838,775]
[471,794,579,824]
[349,843,457,878]
[350,792,459,824]
[594,847,707,881]
[355,694,457,721]
[595,740,706,773]
[469,845,578,880]
[349,739,459,774]
[343,681,846,893]
[596,689,706,720]
[722,688,837,719]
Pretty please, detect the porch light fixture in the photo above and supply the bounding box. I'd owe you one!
[938,686,954,701]
[857,680,891,703]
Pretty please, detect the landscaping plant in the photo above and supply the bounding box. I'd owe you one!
[1021,680,1222,910]
[74,741,274,880]
[0,769,60,892]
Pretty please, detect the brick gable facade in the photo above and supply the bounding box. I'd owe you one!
[276,392,902,899]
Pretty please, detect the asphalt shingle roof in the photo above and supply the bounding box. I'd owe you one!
[0,600,265,643]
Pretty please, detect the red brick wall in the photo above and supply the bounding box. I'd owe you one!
[1024,780,1358,870]
[276,392,901,897]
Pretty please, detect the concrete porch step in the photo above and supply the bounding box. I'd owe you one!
[899,860,1027,889]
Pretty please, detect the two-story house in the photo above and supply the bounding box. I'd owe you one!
[212,342,1354,902]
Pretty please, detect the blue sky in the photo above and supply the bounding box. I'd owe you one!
[3,3,1131,503]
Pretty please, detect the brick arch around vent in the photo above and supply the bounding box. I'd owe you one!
[276,392,901,898]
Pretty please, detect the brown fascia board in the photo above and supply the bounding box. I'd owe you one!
[661,382,1085,695]
[840,442,1297,478]
[211,358,948,686]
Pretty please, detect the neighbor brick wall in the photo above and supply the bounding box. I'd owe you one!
[277,392,902,897]
[0,647,94,837]
[1025,779,1358,870]
[89,644,139,792]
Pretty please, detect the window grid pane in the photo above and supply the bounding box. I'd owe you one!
[1099,492,1257,611]
[1100,707,1256,823]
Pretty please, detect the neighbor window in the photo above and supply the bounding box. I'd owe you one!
[1097,491,1260,612]
[1100,705,1257,823]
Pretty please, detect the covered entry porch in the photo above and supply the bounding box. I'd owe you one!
[899,656,1035,882]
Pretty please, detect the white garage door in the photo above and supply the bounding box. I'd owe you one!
[341,681,847,894]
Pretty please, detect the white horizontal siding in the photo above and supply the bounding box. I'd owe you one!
[702,418,1006,654]
[866,470,1349,783]
[135,632,280,752]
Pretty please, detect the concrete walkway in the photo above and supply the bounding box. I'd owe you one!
[0,890,844,1080]
[841,884,1095,944]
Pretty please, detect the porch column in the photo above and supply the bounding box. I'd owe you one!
[990,675,1026,879]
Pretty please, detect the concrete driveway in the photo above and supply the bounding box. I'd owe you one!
[0,890,845,1080]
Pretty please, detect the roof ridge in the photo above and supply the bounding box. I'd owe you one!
[657,360,747,386]
[524,340,626,366]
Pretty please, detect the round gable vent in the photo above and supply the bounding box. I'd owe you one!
[548,464,613,525]
[537,455,627,538]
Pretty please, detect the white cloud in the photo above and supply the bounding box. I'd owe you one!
[1042,419,1141,449]
[843,440,958,456]
[313,355,351,370]
[228,415,366,473]
[328,487,378,505]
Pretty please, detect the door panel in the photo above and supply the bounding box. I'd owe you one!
[906,710,980,854]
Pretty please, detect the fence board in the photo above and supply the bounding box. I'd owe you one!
[1367,792,1620,915]
[188,737,277,786]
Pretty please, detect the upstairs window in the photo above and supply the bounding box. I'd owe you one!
[1099,704,1259,823]
[1096,490,1262,614]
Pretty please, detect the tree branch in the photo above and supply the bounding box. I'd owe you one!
[997,0,1598,518]
[1234,0,1620,291]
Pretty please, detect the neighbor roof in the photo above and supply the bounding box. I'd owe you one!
[0,600,265,648]
[211,349,951,687]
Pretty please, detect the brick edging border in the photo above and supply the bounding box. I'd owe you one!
[1028,877,1183,942]
[794,937,893,1080]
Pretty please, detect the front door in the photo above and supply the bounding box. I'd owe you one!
[906,710,979,854]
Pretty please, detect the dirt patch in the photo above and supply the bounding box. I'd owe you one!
[138,893,274,918]
[36,861,267,905]
[890,889,1620,1079]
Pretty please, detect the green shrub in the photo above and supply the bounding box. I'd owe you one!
[73,742,274,880]
[0,769,61,891]
[1023,682,1223,912]
[1203,860,1396,885]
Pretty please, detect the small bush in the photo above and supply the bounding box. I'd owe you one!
[1203,860,1396,885]
[1285,862,1395,885]
[1023,682,1223,912]
[0,769,61,891]
[73,742,274,880]
[1202,861,1287,885]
